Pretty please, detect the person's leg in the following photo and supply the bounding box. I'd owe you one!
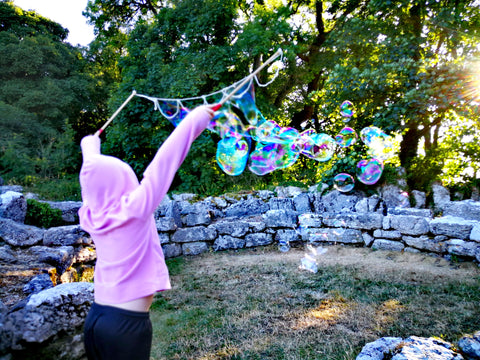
[85,303,152,360]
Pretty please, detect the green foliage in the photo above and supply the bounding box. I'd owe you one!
[25,199,65,228]
[4,0,480,198]
[0,2,96,185]
[24,175,82,201]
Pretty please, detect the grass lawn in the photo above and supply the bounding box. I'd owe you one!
[150,245,480,360]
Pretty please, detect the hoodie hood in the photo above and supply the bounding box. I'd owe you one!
[78,136,139,234]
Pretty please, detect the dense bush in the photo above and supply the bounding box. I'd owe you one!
[25,199,64,228]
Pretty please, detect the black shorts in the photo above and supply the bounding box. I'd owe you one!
[84,302,152,360]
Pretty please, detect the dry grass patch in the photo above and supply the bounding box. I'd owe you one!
[150,246,480,360]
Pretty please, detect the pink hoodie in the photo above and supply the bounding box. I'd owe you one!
[78,106,213,304]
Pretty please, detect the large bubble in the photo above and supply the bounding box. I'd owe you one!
[158,100,188,127]
[208,111,246,139]
[248,142,300,175]
[301,133,336,162]
[216,135,250,176]
[230,81,264,126]
[333,173,355,192]
[360,126,395,160]
[356,158,384,185]
[335,127,357,148]
[253,120,299,144]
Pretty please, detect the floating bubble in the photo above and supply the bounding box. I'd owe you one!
[333,173,355,192]
[299,254,318,273]
[340,100,354,118]
[230,81,265,126]
[216,135,250,176]
[299,244,328,273]
[248,142,300,175]
[356,158,384,185]
[360,126,395,160]
[306,244,328,256]
[208,111,245,138]
[302,133,336,162]
[254,120,282,143]
[360,126,383,145]
[253,121,300,145]
[335,127,357,148]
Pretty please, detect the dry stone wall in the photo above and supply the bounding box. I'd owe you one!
[1,183,480,359]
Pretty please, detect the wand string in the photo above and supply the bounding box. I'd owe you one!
[95,49,283,135]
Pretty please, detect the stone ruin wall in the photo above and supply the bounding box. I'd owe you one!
[0,183,480,359]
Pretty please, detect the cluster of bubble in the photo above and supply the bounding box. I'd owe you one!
[209,85,394,192]
[156,81,395,195]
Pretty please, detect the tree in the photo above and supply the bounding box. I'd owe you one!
[0,1,95,182]
[92,0,480,194]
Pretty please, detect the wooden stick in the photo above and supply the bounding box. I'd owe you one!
[94,90,137,136]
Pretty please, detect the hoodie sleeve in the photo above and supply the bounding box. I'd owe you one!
[80,135,101,160]
[124,105,214,218]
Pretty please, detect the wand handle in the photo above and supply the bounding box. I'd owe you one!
[95,90,137,136]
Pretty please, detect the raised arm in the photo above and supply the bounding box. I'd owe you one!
[126,105,215,217]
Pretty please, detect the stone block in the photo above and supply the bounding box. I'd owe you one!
[263,209,297,228]
[387,215,430,236]
[323,212,383,230]
[308,228,363,244]
[209,219,251,237]
[171,226,216,243]
[430,216,475,240]
[443,199,480,221]
[182,242,209,256]
[268,197,295,211]
[0,191,26,223]
[162,243,182,258]
[293,193,312,213]
[245,233,272,247]
[373,229,402,239]
[43,225,90,246]
[445,239,479,258]
[155,217,177,232]
[403,235,446,253]
[225,198,269,217]
[213,235,245,251]
[372,239,405,252]
[313,190,360,213]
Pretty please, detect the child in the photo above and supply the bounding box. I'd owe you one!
[79,105,216,360]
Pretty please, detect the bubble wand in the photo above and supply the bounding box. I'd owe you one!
[95,49,283,135]
[94,90,137,137]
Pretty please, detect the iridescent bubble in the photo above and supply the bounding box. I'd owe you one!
[299,254,318,273]
[216,135,249,176]
[360,126,395,160]
[356,158,384,185]
[158,100,189,127]
[333,173,355,192]
[360,126,384,145]
[301,133,336,162]
[254,120,282,143]
[335,127,357,148]
[340,100,354,118]
[248,142,300,175]
[253,121,300,145]
[230,81,264,126]
[208,111,245,138]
